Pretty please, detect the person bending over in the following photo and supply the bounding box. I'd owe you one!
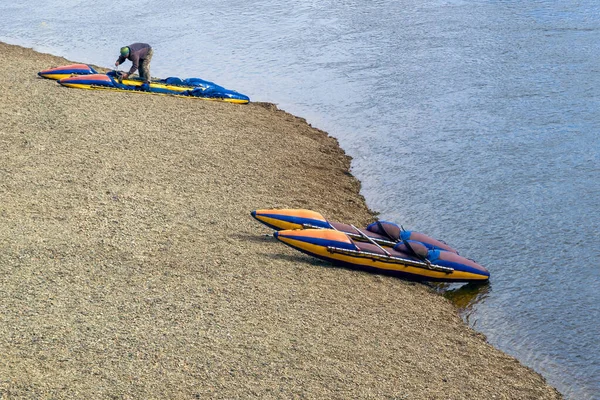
[115,43,153,88]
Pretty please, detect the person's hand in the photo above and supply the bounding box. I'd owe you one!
[114,61,119,67]
[122,73,129,79]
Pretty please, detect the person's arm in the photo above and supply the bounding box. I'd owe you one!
[115,55,126,67]
[127,53,140,76]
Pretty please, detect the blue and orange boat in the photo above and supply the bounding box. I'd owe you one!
[38,64,98,80]
[252,209,489,283]
[251,208,458,253]
[38,64,250,103]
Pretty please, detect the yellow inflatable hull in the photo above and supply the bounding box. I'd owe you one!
[274,229,490,283]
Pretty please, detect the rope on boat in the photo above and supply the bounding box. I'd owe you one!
[326,246,454,273]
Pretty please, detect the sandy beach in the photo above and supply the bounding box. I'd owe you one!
[0,41,562,399]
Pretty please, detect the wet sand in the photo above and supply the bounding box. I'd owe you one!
[0,41,562,399]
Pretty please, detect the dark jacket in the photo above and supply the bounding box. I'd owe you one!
[116,43,152,75]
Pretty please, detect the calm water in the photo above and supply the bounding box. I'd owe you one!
[1,0,599,398]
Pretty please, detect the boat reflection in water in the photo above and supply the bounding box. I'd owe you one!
[434,282,491,325]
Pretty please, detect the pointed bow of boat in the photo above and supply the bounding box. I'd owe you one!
[58,74,114,88]
[38,64,97,80]
[251,209,331,231]
[274,229,358,250]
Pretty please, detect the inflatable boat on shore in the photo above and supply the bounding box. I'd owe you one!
[274,228,489,283]
[38,64,98,80]
[251,208,458,253]
[38,64,250,103]
[252,208,489,283]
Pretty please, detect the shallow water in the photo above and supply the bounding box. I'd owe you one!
[2,0,599,398]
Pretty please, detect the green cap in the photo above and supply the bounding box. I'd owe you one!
[120,46,130,57]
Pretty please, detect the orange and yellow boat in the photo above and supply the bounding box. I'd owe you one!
[252,208,489,283]
[274,228,490,283]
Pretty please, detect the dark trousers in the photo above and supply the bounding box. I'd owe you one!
[139,48,153,82]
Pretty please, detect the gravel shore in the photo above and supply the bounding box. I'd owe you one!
[0,42,562,399]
